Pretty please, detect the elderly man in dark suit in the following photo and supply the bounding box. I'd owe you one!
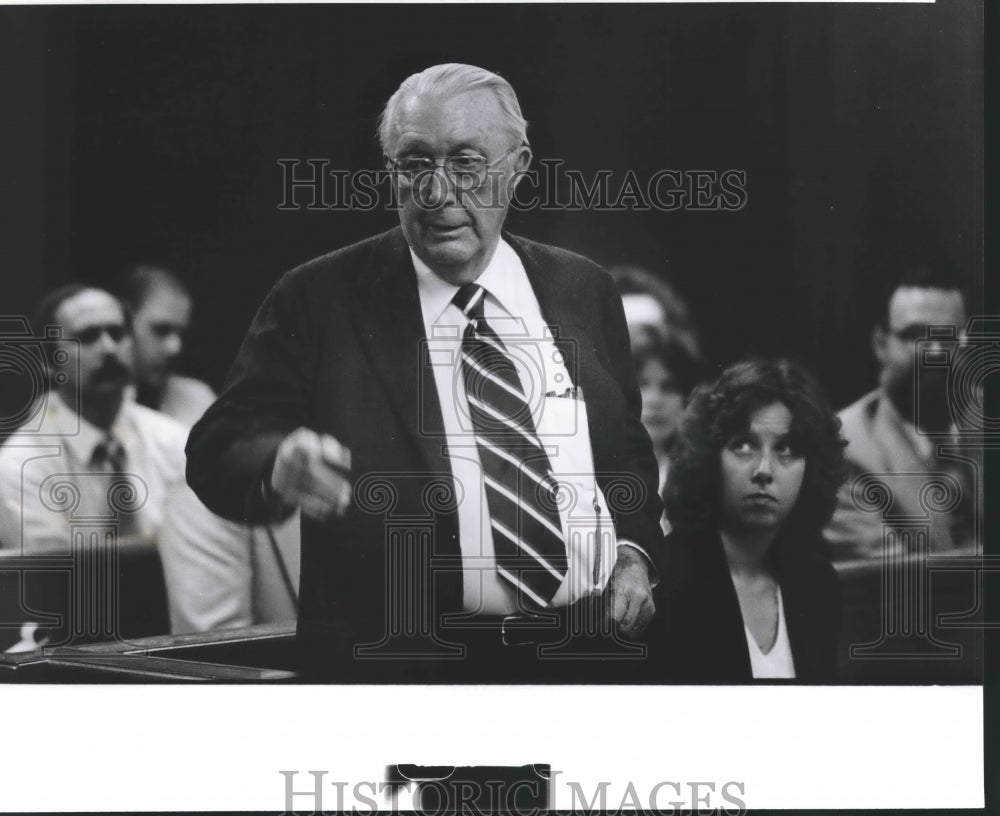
[186,63,664,681]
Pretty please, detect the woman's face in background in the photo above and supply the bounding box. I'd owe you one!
[718,401,806,536]
[638,357,686,452]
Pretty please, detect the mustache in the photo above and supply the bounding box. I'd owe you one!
[93,360,130,381]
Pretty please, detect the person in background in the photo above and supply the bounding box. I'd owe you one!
[609,263,702,362]
[117,264,300,624]
[633,335,705,530]
[0,285,255,636]
[115,264,216,426]
[824,264,974,560]
[611,264,706,530]
[651,359,846,682]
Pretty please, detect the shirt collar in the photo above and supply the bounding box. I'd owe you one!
[411,238,526,330]
[45,391,131,465]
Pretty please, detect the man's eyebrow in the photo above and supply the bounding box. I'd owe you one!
[395,137,486,155]
[390,135,431,155]
[892,322,936,334]
[69,322,125,336]
[448,141,486,153]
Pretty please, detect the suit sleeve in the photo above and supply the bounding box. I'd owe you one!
[595,271,667,576]
[185,270,317,524]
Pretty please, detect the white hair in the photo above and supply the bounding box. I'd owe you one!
[377,63,529,155]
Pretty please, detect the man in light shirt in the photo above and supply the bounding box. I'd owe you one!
[186,63,664,681]
[115,264,217,427]
[116,265,299,626]
[825,265,976,560]
[0,285,255,638]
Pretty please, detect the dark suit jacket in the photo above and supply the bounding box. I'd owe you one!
[647,527,842,683]
[186,227,664,680]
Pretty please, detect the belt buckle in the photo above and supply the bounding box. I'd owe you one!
[501,613,555,647]
[501,615,530,647]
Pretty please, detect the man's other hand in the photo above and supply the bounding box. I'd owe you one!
[271,427,352,521]
[606,547,656,639]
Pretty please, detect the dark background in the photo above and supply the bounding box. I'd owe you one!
[0,2,983,410]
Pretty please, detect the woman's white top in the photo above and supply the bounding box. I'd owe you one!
[744,585,796,679]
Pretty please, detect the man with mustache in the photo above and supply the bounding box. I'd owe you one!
[186,63,665,681]
[824,264,975,559]
[0,285,256,637]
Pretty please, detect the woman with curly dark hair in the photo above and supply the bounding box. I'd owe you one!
[649,358,847,681]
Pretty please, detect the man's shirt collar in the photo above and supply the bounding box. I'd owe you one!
[43,391,105,465]
[411,238,527,332]
[43,391,131,466]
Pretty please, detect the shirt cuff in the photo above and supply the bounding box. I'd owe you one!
[616,539,660,587]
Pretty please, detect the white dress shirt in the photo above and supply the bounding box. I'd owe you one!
[0,391,182,551]
[0,391,254,634]
[413,238,624,614]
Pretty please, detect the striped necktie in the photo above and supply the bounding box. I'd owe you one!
[453,283,568,607]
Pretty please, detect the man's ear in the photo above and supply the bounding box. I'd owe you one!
[514,143,532,172]
[872,325,889,366]
[509,144,533,196]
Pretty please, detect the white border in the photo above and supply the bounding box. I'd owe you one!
[0,684,983,811]
[0,0,983,811]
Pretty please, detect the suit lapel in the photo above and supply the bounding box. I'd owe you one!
[352,228,448,474]
[350,231,580,484]
[703,531,755,679]
[505,233,584,385]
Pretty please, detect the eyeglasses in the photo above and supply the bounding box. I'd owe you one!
[73,324,127,345]
[386,145,521,191]
[890,325,964,344]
